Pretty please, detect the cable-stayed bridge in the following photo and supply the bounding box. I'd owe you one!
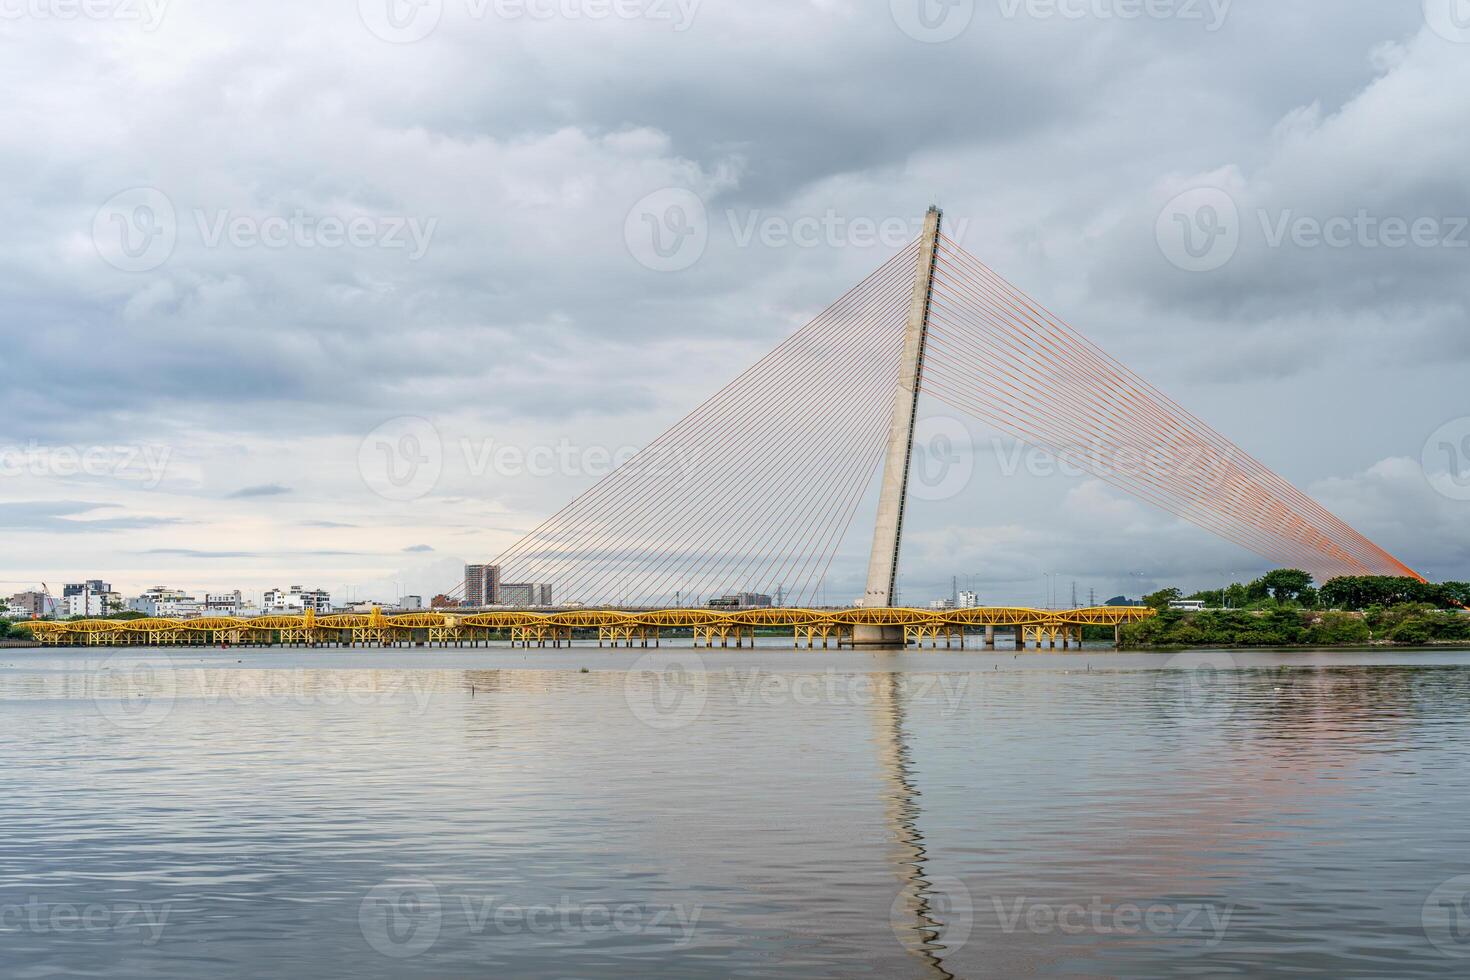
[445,207,1418,632]
[33,207,1418,650]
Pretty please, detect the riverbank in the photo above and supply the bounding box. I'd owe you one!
[1120,605,1470,650]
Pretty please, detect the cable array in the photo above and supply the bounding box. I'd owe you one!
[919,234,1420,582]
[451,242,922,607]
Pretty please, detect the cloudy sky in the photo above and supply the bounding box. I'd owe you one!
[2,0,1467,607]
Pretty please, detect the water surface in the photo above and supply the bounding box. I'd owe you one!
[3,645,1469,977]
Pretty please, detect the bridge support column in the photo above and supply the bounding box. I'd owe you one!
[985,625,996,650]
[851,624,905,647]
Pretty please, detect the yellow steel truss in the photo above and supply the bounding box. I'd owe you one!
[17,606,1153,648]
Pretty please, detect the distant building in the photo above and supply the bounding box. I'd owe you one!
[7,591,57,617]
[709,592,772,609]
[263,586,331,614]
[431,594,462,609]
[61,581,120,617]
[129,587,201,618]
[929,598,956,610]
[498,583,553,607]
[957,590,979,609]
[464,564,501,606]
[205,591,244,615]
[399,595,423,611]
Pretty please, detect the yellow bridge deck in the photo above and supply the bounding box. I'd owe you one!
[20,606,1154,648]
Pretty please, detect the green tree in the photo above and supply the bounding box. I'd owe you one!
[1142,587,1183,611]
[1256,569,1314,604]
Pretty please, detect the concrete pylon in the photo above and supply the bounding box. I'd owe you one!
[852,206,942,647]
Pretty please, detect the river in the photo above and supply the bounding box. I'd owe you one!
[2,645,1469,977]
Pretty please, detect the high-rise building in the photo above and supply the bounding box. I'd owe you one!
[708,592,772,609]
[497,583,552,607]
[464,564,501,607]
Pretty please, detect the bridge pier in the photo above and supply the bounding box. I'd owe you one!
[985,625,995,650]
[850,624,904,647]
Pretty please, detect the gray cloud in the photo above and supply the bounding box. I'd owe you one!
[228,484,293,499]
[2,2,1465,597]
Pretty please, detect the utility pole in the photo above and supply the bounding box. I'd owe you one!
[855,206,942,646]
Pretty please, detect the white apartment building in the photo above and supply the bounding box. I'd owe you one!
[128,587,202,618]
[204,591,244,615]
[263,586,332,614]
